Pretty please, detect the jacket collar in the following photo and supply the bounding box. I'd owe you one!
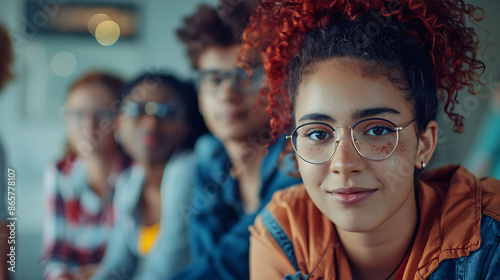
[412,165,482,278]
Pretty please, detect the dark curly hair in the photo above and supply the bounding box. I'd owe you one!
[0,24,13,92]
[241,0,485,139]
[119,72,208,149]
[177,0,257,69]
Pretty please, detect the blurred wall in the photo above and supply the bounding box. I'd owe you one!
[0,0,498,279]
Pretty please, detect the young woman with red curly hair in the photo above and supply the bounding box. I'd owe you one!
[241,0,500,279]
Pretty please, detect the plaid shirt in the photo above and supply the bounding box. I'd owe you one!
[41,155,126,280]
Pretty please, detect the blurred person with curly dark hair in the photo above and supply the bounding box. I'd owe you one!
[241,0,500,279]
[172,1,301,279]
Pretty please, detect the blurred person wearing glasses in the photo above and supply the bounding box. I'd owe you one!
[171,1,301,279]
[0,24,13,280]
[92,72,206,279]
[41,72,131,280]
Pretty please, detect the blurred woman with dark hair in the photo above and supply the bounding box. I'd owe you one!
[41,72,130,280]
[92,72,206,279]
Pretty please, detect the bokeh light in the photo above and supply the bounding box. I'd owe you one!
[87,13,111,36]
[95,20,120,46]
[51,51,77,77]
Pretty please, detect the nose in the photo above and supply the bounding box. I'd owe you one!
[81,114,99,130]
[329,127,365,175]
[140,114,162,130]
[218,79,242,102]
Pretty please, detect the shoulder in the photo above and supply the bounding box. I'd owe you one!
[43,156,82,195]
[162,150,197,201]
[479,176,500,222]
[168,149,197,172]
[421,165,500,222]
[194,133,224,159]
[113,164,143,212]
[252,184,334,274]
[264,184,333,248]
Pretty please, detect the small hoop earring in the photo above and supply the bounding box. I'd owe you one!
[421,161,426,170]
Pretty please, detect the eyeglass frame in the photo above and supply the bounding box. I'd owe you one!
[194,66,264,95]
[286,117,416,164]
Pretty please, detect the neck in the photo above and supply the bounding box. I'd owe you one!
[142,161,167,190]
[337,189,418,280]
[223,138,269,213]
[223,138,268,177]
[84,152,120,200]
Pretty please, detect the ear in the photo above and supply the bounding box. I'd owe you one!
[414,120,438,170]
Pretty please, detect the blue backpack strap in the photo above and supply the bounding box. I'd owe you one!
[261,208,300,272]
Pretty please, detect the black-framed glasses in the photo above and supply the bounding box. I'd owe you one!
[194,66,264,95]
[122,102,183,120]
[286,118,416,164]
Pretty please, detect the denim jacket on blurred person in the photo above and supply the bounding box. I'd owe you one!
[92,150,196,280]
[170,134,302,280]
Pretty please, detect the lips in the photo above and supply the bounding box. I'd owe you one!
[327,187,376,205]
[142,134,159,147]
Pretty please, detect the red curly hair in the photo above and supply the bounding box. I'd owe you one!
[241,0,485,139]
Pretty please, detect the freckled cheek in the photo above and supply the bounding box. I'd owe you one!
[297,159,328,188]
[362,141,397,158]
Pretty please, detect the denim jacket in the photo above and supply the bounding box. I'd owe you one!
[170,134,302,280]
[93,150,196,280]
[249,165,500,279]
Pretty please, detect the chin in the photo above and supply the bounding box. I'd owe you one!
[326,209,382,233]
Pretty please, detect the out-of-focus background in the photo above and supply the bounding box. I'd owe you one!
[0,0,498,279]
[0,0,220,279]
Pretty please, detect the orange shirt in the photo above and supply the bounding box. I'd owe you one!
[249,165,500,279]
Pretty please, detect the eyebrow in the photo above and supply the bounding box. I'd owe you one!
[297,107,400,124]
[352,107,401,120]
[298,113,335,123]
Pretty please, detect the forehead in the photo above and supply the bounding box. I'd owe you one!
[295,58,413,123]
[67,83,114,107]
[197,44,241,70]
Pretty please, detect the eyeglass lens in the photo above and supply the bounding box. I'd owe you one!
[196,67,263,94]
[122,102,179,119]
[65,109,115,124]
[291,119,399,163]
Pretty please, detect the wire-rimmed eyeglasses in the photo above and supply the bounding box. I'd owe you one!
[286,118,416,164]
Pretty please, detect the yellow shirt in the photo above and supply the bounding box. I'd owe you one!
[137,222,160,256]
